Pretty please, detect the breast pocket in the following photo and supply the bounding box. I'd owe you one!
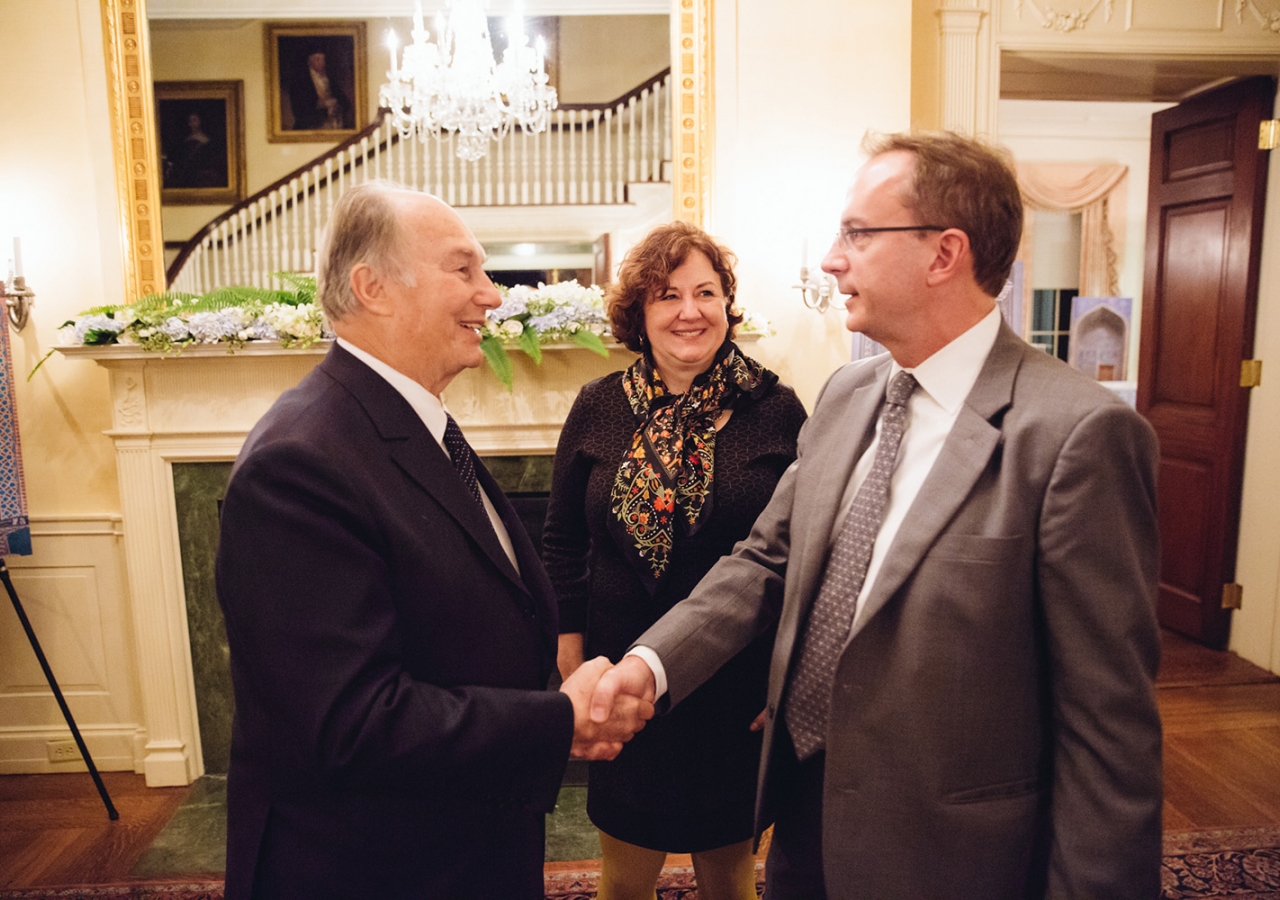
[927,532,1027,564]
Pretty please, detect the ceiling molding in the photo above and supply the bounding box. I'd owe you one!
[147,0,669,17]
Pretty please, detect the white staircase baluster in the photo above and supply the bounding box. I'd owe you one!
[496,130,505,206]
[530,126,539,205]
[642,88,653,182]
[592,110,601,204]
[604,108,613,203]
[569,110,579,204]
[221,222,231,290]
[557,110,566,204]
[394,128,404,186]
[236,209,248,286]
[265,193,276,285]
[257,201,266,286]
[652,83,662,181]
[288,179,299,272]
[324,158,335,222]
[448,134,458,205]
[628,96,638,185]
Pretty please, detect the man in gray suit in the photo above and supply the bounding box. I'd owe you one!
[590,132,1162,898]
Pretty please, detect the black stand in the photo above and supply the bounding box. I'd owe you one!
[1,558,118,820]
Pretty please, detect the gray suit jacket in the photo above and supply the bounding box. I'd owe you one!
[639,322,1162,899]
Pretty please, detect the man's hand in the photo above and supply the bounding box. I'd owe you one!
[589,654,657,725]
[560,656,653,760]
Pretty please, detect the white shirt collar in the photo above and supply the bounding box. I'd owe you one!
[336,337,449,444]
[892,305,1002,415]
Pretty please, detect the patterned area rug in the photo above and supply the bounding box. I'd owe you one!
[5,831,1280,900]
[1163,828,1280,899]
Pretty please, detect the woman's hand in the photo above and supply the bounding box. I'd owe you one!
[558,633,586,682]
[750,708,766,732]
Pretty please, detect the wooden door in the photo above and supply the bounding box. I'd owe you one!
[1138,76,1275,649]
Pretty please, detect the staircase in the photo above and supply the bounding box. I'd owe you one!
[167,70,673,293]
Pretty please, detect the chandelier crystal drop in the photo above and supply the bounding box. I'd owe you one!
[380,0,558,162]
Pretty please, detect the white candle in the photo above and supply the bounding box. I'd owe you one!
[387,30,399,78]
[801,237,808,269]
[12,238,22,278]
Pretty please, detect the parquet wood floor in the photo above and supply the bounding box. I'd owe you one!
[0,629,1276,889]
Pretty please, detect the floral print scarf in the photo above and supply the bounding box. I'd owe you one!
[609,342,774,591]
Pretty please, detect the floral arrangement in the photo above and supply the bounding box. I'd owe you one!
[55,273,770,389]
[58,272,327,353]
[479,280,611,387]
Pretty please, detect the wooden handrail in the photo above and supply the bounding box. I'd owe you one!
[558,67,671,112]
[165,110,394,285]
[165,68,673,287]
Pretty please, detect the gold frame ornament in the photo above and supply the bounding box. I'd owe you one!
[673,0,712,228]
[100,0,164,299]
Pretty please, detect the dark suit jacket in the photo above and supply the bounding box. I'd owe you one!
[639,323,1163,899]
[215,344,573,900]
[288,70,351,130]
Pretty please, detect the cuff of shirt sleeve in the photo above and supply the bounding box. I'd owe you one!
[624,646,667,700]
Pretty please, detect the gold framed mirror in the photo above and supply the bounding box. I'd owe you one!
[99,0,713,302]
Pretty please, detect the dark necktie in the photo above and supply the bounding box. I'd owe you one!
[784,371,918,760]
[443,413,484,509]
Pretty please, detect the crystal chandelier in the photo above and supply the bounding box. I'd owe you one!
[380,0,558,162]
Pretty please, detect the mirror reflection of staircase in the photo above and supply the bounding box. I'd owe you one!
[165,70,674,294]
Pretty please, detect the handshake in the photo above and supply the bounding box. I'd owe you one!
[559,656,660,761]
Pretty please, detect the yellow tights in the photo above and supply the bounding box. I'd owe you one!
[594,830,758,900]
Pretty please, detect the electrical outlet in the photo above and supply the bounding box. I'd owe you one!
[47,739,82,763]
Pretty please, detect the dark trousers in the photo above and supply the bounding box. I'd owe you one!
[764,727,827,900]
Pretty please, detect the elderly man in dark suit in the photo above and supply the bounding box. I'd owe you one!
[592,132,1162,899]
[215,180,651,900]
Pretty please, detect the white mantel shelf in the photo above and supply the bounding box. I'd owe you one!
[56,340,639,785]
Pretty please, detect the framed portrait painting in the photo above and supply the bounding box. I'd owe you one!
[156,80,246,205]
[266,21,367,143]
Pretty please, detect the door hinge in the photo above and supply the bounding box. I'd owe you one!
[1242,359,1263,388]
[1222,583,1243,610]
[1262,120,1280,151]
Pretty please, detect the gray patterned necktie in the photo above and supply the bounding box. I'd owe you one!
[784,371,918,760]
[443,413,484,509]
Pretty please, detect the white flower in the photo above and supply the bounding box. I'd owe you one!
[501,318,525,337]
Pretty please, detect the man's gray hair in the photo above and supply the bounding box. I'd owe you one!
[316,180,417,321]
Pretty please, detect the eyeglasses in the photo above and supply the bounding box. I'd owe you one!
[835,224,949,250]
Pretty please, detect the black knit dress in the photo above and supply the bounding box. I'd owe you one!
[543,362,806,852]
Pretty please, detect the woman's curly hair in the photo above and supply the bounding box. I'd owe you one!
[607,221,743,352]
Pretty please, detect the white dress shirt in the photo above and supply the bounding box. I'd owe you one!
[337,338,519,572]
[632,306,1002,699]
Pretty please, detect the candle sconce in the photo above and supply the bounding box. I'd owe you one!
[795,266,838,313]
[0,271,34,332]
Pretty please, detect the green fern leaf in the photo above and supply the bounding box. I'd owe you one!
[571,329,610,358]
[480,335,514,390]
[518,325,543,364]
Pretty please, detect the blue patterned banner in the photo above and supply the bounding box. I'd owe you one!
[0,318,30,556]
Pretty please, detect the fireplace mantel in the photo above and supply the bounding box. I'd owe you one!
[59,340,638,785]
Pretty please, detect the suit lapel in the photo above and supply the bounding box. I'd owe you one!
[389,437,529,590]
[850,322,1023,638]
[788,358,891,627]
[320,346,531,597]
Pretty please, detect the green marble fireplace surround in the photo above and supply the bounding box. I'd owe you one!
[172,455,555,775]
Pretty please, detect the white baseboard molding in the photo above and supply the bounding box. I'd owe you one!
[0,724,145,775]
